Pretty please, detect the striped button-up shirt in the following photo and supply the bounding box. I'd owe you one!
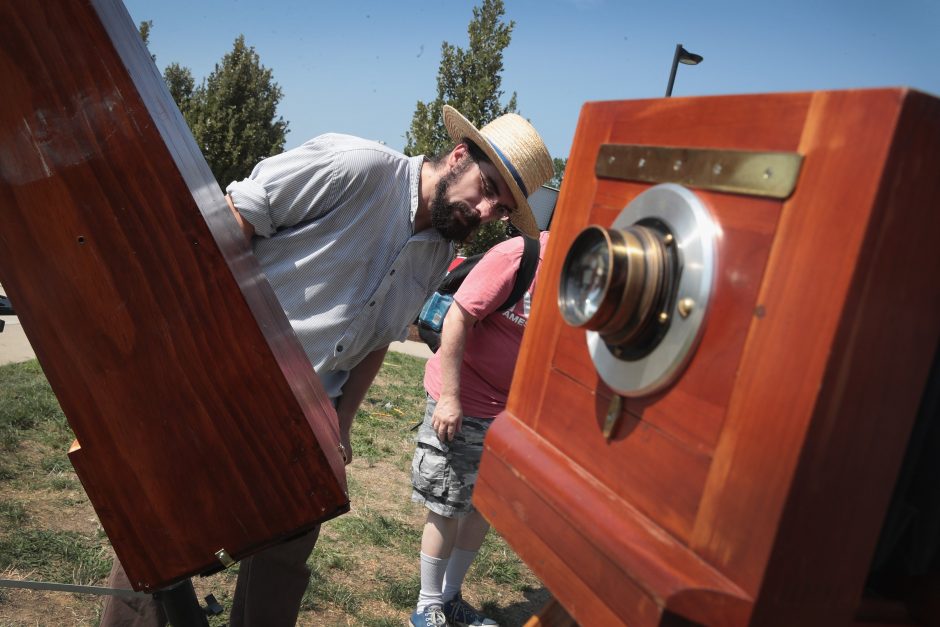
[226,133,454,398]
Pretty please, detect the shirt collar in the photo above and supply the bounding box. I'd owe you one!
[409,155,425,228]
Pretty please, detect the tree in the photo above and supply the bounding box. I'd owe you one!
[136,23,289,187]
[405,0,519,255]
[137,20,156,63]
[549,157,567,189]
[163,62,195,115]
[404,0,517,157]
[186,36,289,186]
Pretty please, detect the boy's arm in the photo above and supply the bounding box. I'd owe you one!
[431,301,477,442]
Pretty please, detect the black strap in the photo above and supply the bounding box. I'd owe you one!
[497,235,540,311]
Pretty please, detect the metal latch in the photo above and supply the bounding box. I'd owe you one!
[215,548,235,568]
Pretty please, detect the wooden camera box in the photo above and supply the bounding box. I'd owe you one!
[475,89,940,625]
[0,0,348,591]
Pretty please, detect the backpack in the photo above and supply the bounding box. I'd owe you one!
[417,235,540,353]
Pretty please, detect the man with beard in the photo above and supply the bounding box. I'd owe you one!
[99,105,552,627]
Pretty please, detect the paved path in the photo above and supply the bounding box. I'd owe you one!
[0,315,34,366]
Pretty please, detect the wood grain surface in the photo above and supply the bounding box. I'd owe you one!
[476,89,940,625]
[0,0,348,590]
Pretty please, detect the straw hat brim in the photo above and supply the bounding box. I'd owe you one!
[442,106,539,238]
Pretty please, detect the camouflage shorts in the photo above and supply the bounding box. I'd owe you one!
[411,396,493,518]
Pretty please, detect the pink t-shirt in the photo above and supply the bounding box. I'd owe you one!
[424,231,549,417]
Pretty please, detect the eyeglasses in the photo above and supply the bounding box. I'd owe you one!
[478,164,513,219]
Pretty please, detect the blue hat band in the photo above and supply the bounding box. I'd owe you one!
[487,139,529,198]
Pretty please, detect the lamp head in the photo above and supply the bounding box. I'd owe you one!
[678,46,703,65]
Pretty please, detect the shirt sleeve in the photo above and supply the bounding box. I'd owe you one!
[225,134,341,237]
[454,237,524,320]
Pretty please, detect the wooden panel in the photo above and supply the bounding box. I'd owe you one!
[552,188,781,452]
[478,416,750,626]
[0,0,348,590]
[476,89,940,625]
[537,369,710,540]
[523,598,578,627]
[722,90,940,625]
[691,90,920,596]
[606,93,812,152]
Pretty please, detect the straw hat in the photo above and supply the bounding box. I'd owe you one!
[443,105,553,238]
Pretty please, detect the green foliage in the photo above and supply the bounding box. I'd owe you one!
[301,547,362,613]
[473,532,524,587]
[185,35,289,186]
[49,474,77,490]
[0,529,110,585]
[138,23,288,187]
[137,20,156,62]
[0,500,28,526]
[404,0,517,158]
[332,508,418,552]
[0,360,70,455]
[550,156,568,189]
[377,571,420,610]
[461,220,509,257]
[163,62,195,113]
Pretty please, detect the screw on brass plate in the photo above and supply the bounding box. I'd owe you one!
[677,298,695,318]
[215,549,235,568]
[608,155,616,164]
[638,158,646,168]
[763,167,773,180]
[658,312,669,324]
[673,159,683,171]
[712,163,723,175]
[602,395,623,441]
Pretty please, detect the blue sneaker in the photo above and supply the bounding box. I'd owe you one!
[410,604,448,627]
[443,592,498,626]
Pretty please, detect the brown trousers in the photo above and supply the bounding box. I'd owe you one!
[100,526,321,627]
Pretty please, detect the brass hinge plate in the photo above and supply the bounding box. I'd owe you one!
[595,144,803,199]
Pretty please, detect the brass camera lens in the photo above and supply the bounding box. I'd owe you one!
[558,226,621,329]
[558,222,676,354]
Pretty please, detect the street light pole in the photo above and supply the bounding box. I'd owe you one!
[665,43,703,97]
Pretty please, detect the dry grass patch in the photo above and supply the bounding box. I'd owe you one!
[0,353,547,626]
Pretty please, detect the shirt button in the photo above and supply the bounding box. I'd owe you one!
[369,301,375,307]
[336,345,344,352]
[389,269,396,276]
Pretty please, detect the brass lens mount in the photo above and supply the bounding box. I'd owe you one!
[558,184,718,397]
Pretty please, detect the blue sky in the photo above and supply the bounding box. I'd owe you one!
[122,0,940,161]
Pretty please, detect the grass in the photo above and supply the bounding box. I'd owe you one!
[0,529,111,585]
[0,352,547,626]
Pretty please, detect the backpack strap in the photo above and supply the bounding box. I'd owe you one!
[436,253,482,295]
[498,234,540,311]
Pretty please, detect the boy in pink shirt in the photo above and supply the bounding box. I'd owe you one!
[411,231,549,627]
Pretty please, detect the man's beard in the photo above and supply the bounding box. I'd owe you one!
[430,161,481,242]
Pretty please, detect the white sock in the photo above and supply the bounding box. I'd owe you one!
[442,547,478,602]
[416,552,449,612]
